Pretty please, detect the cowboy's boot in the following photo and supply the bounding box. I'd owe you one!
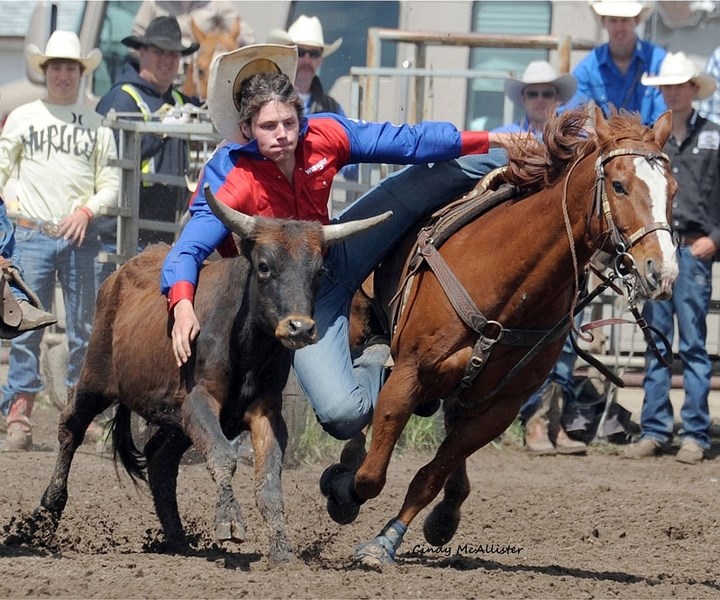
[554,426,588,455]
[524,386,555,455]
[547,382,587,455]
[4,392,35,451]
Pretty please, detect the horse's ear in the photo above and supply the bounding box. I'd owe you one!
[653,110,672,148]
[190,17,207,43]
[228,16,241,41]
[593,104,608,140]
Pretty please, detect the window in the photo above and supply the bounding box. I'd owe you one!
[466,1,552,130]
[287,1,400,92]
[92,1,142,97]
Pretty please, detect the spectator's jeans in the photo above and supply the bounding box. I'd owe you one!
[641,246,712,449]
[519,334,578,423]
[293,151,507,439]
[0,227,99,414]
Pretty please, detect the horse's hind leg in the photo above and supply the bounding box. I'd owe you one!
[423,460,470,546]
[245,393,294,565]
[145,426,192,549]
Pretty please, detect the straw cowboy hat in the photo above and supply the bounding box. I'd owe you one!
[207,44,298,141]
[641,51,716,99]
[505,61,577,106]
[267,15,342,57]
[25,30,102,78]
[122,16,199,56]
[590,0,651,19]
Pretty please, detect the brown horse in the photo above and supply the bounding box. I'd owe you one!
[182,17,241,100]
[321,106,678,564]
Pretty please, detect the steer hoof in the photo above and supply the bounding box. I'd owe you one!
[215,520,246,542]
[320,463,361,525]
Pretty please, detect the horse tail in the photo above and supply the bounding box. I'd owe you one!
[111,404,147,483]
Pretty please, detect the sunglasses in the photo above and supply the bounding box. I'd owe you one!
[524,89,557,100]
[297,48,323,59]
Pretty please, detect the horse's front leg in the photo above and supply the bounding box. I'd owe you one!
[181,386,245,542]
[244,392,294,565]
[355,392,521,565]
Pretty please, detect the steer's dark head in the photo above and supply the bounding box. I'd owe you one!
[204,185,392,350]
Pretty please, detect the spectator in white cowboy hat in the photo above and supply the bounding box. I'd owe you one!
[623,52,719,465]
[568,0,666,125]
[0,30,120,451]
[267,15,345,117]
[493,61,586,455]
[494,60,577,134]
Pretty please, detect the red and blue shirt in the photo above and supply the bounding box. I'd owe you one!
[161,113,489,308]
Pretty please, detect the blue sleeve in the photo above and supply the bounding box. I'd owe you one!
[160,150,233,295]
[331,115,464,164]
[567,53,598,112]
[644,45,668,124]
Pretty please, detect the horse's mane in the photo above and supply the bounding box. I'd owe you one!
[503,108,652,191]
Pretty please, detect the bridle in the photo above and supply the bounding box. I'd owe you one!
[592,148,672,253]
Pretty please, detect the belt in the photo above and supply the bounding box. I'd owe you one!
[15,216,62,239]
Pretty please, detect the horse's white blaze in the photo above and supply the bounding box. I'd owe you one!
[634,157,677,275]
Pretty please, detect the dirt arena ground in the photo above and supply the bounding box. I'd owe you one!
[0,401,718,599]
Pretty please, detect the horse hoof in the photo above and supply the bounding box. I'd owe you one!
[319,463,351,496]
[423,501,460,547]
[353,541,396,566]
[327,492,360,525]
[321,464,361,524]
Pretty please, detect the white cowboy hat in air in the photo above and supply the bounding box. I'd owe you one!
[267,15,342,57]
[590,0,650,19]
[207,43,298,142]
[25,30,102,78]
[641,51,716,99]
[505,61,577,106]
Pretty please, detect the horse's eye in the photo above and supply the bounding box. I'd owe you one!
[612,181,627,195]
[197,68,206,77]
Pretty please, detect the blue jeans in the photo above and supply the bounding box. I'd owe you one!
[519,334,578,423]
[293,151,507,439]
[0,227,99,414]
[640,246,712,449]
[0,202,29,302]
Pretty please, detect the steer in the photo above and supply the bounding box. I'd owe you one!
[32,186,391,564]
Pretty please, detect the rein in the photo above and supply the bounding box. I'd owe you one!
[417,147,673,407]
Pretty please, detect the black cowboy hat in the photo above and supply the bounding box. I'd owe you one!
[121,16,199,56]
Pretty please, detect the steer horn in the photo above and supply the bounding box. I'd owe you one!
[204,184,256,237]
[322,211,393,245]
[205,183,393,244]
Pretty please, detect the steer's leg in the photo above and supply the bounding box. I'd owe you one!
[245,392,294,565]
[145,426,192,549]
[181,385,245,542]
[30,387,114,538]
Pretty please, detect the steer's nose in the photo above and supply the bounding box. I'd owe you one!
[276,316,317,348]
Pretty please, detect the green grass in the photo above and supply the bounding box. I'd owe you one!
[291,405,446,465]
